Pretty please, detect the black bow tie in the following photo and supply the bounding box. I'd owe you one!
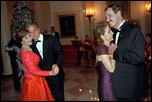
[115,29,121,33]
[32,40,41,45]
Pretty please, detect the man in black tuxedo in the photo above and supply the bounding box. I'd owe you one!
[104,4,145,101]
[5,37,23,91]
[26,23,65,101]
[51,26,60,40]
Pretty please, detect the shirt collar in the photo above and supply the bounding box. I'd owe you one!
[38,34,43,41]
[118,20,125,30]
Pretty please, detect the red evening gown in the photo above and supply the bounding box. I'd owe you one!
[19,50,54,101]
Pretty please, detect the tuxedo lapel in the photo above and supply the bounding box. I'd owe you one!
[30,44,43,62]
[117,21,127,44]
[112,29,117,44]
[117,32,122,44]
[43,35,48,61]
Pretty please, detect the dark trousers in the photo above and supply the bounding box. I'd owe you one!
[77,51,89,64]
[45,75,65,101]
[9,55,23,91]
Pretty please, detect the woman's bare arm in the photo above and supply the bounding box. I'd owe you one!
[97,54,115,73]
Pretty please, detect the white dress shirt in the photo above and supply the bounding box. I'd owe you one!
[36,34,43,59]
[51,32,55,36]
[115,20,125,44]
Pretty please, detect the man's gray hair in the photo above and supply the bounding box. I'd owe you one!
[105,4,124,17]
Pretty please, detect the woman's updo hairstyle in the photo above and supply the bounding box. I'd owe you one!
[93,21,109,44]
[15,29,29,48]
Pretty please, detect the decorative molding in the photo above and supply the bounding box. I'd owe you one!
[54,10,80,39]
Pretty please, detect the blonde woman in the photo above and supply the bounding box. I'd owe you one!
[93,21,117,101]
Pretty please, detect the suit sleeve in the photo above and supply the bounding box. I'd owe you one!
[55,32,60,39]
[113,27,145,64]
[22,52,50,76]
[53,37,64,68]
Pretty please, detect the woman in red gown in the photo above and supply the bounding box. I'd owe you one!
[15,29,59,101]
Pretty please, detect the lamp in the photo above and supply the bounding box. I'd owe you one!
[145,3,151,12]
[83,9,95,41]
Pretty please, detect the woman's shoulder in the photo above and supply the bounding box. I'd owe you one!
[97,44,108,50]
[19,49,34,57]
[97,44,108,55]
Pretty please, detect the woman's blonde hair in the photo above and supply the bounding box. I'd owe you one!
[93,21,109,44]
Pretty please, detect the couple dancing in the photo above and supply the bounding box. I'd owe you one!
[15,23,65,101]
[94,4,145,101]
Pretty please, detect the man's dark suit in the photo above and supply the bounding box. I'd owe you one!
[55,32,60,40]
[112,21,145,100]
[51,32,60,40]
[31,34,64,101]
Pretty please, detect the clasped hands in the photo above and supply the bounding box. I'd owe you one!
[22,64,59,76]
[95,43,117,64]
[50,64,59,76]
[108,43,117,54]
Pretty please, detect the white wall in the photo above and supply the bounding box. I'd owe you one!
[49,1,150,45]
[130,1,146,35]
[145,1,151,34]
[50,1,85,45]
[1,1,13,75]
[94,1,107,24]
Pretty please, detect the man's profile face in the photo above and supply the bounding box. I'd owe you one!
[105,8,119,29]
[26,24,40,40]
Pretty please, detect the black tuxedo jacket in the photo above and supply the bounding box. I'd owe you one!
[30,34,64,77]
[51,32,60,40]
[112,21,145,99]
[55,32,60,40]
